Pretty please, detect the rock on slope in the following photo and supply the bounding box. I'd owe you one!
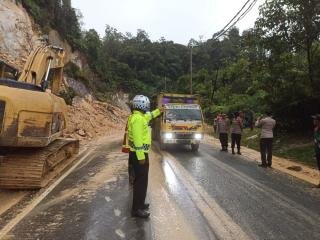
[0,0,83,70]
[0,0,40,69]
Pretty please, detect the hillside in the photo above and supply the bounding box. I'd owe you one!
[0,0,128,142]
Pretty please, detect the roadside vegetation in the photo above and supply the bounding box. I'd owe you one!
[17,0,320,166]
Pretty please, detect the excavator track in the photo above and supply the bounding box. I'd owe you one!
[0,138,79,189]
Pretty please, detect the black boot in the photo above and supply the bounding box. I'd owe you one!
[131,209,150,218]
[232,148,235,154]
[258,164,267,168]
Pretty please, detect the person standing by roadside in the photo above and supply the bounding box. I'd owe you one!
[255,111,276,168]
[213,113,221,136]
[231,111,244,155]
[217,113,230,151]
[312,114,320,187]
[128,95,162,218]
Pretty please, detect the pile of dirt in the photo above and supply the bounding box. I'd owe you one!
[63,96,129,144]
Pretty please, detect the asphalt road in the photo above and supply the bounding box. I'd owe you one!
[1,139,320,240]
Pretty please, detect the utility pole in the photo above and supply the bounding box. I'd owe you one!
[190,45,193,95]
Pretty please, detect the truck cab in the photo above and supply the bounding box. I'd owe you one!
[153,93,204,151]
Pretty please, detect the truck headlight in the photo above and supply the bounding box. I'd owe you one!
[164,132,173,139]
[194,133,202,140]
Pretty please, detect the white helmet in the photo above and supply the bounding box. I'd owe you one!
[132,95,150,112]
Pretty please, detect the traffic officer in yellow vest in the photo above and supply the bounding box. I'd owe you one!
[128,95,162,218]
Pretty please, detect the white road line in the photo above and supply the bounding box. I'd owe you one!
[161,151,251,240]
[0,148,95,240]
[199,149,320,224]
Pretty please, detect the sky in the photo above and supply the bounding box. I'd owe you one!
[72,0,265,45]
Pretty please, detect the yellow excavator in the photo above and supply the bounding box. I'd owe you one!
[0,45,79,189]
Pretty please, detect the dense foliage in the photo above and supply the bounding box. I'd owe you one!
[20,0,320,131]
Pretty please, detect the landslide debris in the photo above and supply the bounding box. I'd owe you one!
[64,96,129,143]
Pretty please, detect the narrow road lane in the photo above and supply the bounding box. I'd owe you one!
[166,143,320,239]
[1,139,319,240]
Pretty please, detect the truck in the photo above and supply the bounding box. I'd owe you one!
[152,93,204,151]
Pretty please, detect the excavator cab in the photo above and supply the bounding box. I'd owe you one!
[0,45,67,147]
[0,60,19,80]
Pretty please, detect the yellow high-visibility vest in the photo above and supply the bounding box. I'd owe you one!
[128,109,160,160]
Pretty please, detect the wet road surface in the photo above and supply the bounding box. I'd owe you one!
[1,139,320,240]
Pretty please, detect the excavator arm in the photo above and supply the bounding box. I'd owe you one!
[18,45,65,94]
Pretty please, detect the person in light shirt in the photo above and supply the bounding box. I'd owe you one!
[230,111,244,155]
[217,113,230,151]
[255,111,276,168]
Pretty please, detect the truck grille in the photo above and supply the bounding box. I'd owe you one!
[175,133,194,139]
[0,101,5,133]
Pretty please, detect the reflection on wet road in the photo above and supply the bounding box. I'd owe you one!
[1,139,320,240]
[165,143,320,240]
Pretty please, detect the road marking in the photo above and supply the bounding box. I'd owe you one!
[0,148,95,240]
[115,229,125,238]
[114,209,121,217]
[161,150,251,240]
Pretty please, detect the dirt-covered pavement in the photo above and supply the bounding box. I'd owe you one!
[0,138,319,240]
[204,135,320,186]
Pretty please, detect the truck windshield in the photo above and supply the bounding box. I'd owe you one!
[165,109,202,121]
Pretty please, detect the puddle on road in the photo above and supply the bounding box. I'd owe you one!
[149,151,199,240]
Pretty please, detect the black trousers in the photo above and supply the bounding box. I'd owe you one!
[128,153,135,183]
[260,138,273,166]
[130,151,149,211]
[231,133,241,152]
[219,133,228,150]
